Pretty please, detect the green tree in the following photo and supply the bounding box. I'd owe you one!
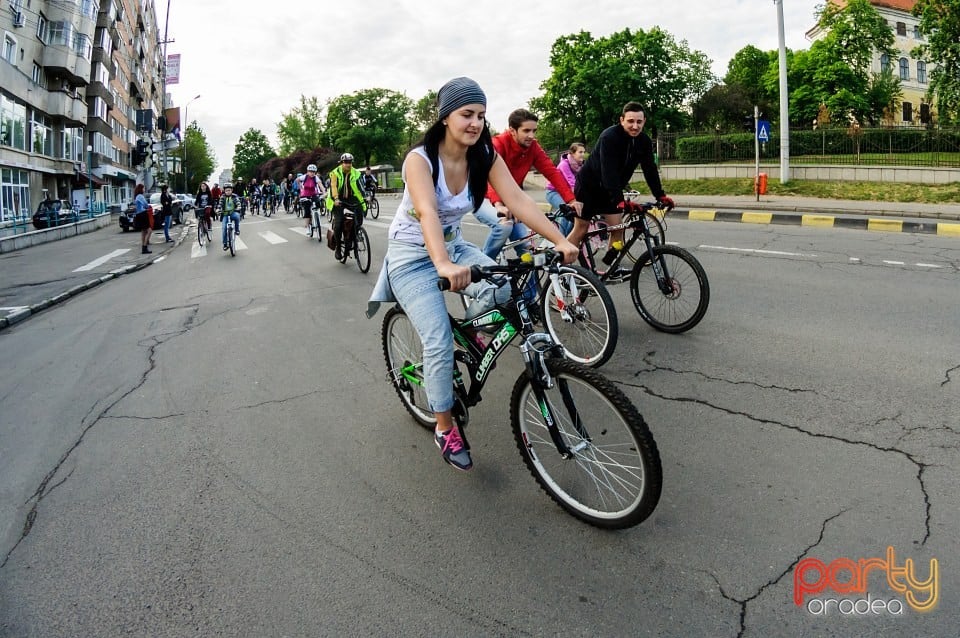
[724,45,773,103]
[277,95,327,155]
[325,88,413,166]
[178,121,216,194]
[232,128,276,181]
[913,0,960,123]
[407,90,438,146]
[691,83,755,130]
[533,28,715,142]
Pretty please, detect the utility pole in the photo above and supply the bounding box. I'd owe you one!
[775,0,791,183]
[160,0,174,188]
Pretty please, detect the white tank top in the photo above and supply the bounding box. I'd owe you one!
[388,147,475,244]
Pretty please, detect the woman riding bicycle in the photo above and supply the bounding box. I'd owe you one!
[367,77,578,471]
[299,164,325,233]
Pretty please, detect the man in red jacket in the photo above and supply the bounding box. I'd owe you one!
[476,108,582,258]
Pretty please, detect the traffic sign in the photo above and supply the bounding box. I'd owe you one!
[757,120,771,143]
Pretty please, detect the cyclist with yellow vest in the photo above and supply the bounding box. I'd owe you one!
[326,153,368,260]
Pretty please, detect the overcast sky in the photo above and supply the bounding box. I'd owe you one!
[158,0,823,180]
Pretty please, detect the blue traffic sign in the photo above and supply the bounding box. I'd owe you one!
[757,120,771,142]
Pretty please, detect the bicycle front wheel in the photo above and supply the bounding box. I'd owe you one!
[540,266,618,368]
[510,359,662,529]
[197,219,205,247]
[355,227,371,273]
[228,226,236,256]
[629,245,709,333]
[382,306,436,429]
[369,197,380,219]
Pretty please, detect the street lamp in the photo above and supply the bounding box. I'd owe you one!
[183,94,201,194]
[86,144,94,217]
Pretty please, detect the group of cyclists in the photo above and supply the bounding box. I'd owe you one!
[194,154,380,255]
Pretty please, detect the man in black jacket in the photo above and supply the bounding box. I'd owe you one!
[570,102,675,270]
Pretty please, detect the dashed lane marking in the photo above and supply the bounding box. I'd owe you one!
[72,249,131,272]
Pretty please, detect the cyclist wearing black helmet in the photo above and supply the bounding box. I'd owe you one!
[326,153,368,260]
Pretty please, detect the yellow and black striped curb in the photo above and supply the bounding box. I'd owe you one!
[680,210,960,237]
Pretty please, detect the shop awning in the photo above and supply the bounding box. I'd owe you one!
[76,172,106,187]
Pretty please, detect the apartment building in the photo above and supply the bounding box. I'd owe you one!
[1,0,164,223]
[806,0,935,125]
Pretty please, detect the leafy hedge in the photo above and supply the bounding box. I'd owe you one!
[673,128,960,163]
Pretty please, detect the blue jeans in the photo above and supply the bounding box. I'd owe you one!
[545,190,574,237]
[474,199,531,260]
[221,211,240,245]
[163,213,172,240]
[387,237,508,413]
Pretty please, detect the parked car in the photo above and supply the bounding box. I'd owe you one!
[32,199,78,229]
[177,193,195,211]
[118,193,183,231]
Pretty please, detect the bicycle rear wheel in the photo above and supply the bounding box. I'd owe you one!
[629,245,709,333]
[382,306,436,429]
[313,209,323,241]
[539,265,618,368]
[355,227,371,273]
[510,358,662,529]
[228,225,236,256]
[197,219,205,247]
[369,197,380,219]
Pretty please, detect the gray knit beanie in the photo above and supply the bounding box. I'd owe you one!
[437,77,487,119]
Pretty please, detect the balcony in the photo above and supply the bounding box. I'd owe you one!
[46,91,88,126]
[42,47,91,87]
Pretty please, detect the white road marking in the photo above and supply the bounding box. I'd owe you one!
[191,243,208,258]
[0,306,30,313]
[72,249,131,272]
[698,245,816,258]
[234,237,248,250]
[259,230,287,244]
[883,260,905,266]
[289,227,311,236]
[916,263,943,268]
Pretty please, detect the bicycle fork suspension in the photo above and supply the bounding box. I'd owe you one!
[519,334,586,458]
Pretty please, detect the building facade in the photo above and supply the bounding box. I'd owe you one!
[1,0,164,223]
[806,0,935,125]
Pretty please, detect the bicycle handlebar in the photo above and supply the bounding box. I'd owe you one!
[437,249,563,291]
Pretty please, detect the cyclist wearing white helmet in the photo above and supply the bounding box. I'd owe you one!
[299,163,325,235]
[325,153,368,260]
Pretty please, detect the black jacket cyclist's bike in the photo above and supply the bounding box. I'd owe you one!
[381,251,662,528]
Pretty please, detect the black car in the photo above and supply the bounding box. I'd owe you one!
[33,199,78,229]
[119,193,183,231]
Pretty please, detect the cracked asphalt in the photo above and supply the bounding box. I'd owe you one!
[0,208,957,636]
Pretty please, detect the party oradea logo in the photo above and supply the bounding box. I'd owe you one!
[794,546,938,616]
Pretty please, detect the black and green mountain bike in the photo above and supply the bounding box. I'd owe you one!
[381,252,662,529]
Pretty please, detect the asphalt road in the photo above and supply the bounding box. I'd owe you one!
[0,204,958,637]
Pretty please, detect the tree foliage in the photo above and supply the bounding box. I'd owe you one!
[324,88,413,166]
[913,0,960,123]
[276,95,327,155]
[179,121,216,194]
[407,90,438,147]
[233,128,276,181]
[532,28,715,144]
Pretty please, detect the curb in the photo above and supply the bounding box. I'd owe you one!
[679,209,960,237]
[0,224,190,333]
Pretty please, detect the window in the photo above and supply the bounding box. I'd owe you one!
[92,131,111,156]
[93,61,109,85]
[917,61,927,84]
[1,92,28,150]
[902,102,913,122]
[31,110,53,156]
[920,103,931,124]
[72,33,91,60]
[32,61,42,84]
[896,22,907,36]
[880,54,890,74]
[2,34,16,64]
[899,57,910,80]
[37,15,47,42]
[913,25,921,39]
[47,22,73,47]
[1,168,32,222]
[92,96,108,121]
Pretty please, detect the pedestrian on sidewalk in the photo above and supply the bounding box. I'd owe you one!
[134,183,153,254]
[160,183,174,242]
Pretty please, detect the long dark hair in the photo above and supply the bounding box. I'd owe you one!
[415,120,495,213]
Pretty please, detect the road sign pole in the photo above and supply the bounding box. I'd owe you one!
[755,105,760,202]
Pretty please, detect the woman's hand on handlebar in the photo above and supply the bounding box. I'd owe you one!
[554,239,580,265]
[436,261,472,292]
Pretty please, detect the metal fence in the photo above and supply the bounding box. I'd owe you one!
[656,126,960,167]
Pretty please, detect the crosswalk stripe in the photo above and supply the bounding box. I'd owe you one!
[73,248,131,272]
[260,230,287,244]
[234,237,248,250]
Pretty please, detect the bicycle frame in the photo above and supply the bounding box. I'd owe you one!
[580,207,674,292]
[392,260,578,456]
